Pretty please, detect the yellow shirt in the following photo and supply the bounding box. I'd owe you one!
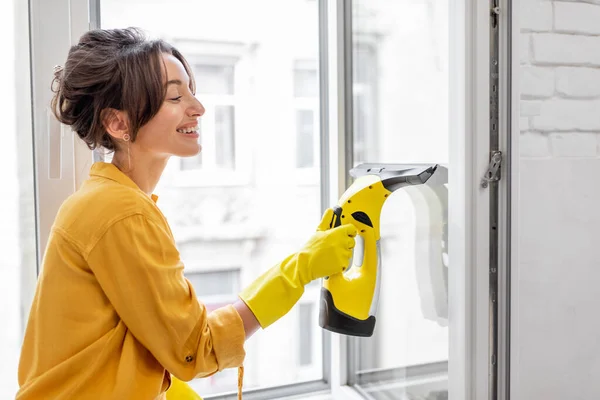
[17,162,246,400]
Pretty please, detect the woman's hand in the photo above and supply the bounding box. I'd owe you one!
[237,209,357,329]
[295,208,357,284]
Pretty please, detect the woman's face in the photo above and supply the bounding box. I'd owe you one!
[133,53,204,158]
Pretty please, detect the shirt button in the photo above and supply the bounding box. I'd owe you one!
[185,355,194,363]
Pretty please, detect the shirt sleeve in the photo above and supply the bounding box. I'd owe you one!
[85,213,246,381]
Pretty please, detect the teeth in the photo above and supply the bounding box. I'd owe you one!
[177,126,199,134]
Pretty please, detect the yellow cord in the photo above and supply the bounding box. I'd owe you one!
[237,365,244,400]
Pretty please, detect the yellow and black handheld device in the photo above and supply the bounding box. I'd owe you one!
[319,163,442,337]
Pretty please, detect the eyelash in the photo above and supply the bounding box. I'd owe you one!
[170,95,183,102]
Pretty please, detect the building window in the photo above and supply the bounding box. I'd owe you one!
[298,303,314,366]
[181,62,237,171]
[293,61,319,169]
[195,64,235,95]
[215,105,236,169]
[295,109,315,168]
[294,67,318,98]
[185,268,241,308]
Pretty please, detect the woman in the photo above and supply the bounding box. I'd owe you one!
[17,27,357,400]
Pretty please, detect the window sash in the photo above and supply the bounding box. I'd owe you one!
[326,1,493,400]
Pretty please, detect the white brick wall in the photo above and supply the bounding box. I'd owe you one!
[556,67,600,98]
[554,2,600,35]
[532,99,600,131]
[533,34,600,66]
[520,0,553,31]
[520,1,600,158]
[517,1,600,399]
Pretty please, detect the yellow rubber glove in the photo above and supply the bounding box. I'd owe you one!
[166,376,203,400]
[239,208,357,328]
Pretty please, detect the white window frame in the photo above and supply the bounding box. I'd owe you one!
[25,0,497,399]
[506,0,519,398]
[15,0,37,338]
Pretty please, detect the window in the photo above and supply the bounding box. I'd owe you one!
[293,60,320,173]
[298,303,314,366]
[296,109,316,168]
[180,62,237,172]
[185,269,241,310]
[25,0,492,399]
[348,1,450,398]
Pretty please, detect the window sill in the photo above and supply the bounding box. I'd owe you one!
[277,385,365,400]
[272,390,332,400]
[207,385,364,400]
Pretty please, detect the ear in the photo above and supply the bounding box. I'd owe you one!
[102,108,130,141]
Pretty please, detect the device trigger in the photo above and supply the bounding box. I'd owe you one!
[331,206,343,228]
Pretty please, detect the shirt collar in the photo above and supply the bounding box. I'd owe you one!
[89,162,159,203]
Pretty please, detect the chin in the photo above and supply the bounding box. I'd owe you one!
[176,144,202,157]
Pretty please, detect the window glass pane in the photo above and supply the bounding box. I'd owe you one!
[298,303,314,366]
[294,67,318,98]
[351,0,449,398]
[187,61,236,172]
[296,109,315,168]
[185,269,240,298]
[180,153,203,170]
[101,0,323,396]
[194,64,235,95]
[293,63,319,170]
[215,105,236,169]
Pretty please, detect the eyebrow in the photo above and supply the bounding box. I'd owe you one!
[166,79,183,86]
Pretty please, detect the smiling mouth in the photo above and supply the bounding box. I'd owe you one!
[176,126,199,134]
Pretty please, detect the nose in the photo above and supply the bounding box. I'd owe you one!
[187,97,205,117]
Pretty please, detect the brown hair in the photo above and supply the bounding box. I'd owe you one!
[51,27,196,151]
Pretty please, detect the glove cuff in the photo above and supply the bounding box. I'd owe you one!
[238,253,305,328]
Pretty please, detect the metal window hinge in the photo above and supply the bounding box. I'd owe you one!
[481,151,502,188]
[491,0,500,28]
[491,0,501,15]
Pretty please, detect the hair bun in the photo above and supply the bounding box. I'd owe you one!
[50,28,194,152]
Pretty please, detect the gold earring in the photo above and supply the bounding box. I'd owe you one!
[122,134,131,170]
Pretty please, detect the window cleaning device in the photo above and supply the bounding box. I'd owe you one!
[319,163,448,337]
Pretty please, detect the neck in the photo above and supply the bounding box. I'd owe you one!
[111,149,169,196]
